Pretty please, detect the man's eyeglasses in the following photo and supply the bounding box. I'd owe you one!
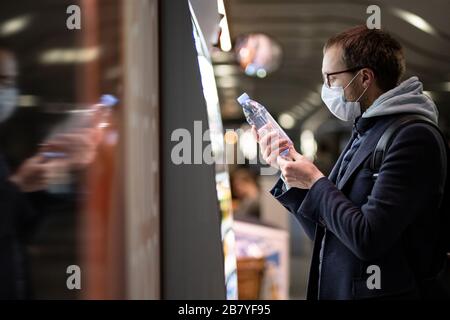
[323,66,366,88]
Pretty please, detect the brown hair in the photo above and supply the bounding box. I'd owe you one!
[324,25,405,91]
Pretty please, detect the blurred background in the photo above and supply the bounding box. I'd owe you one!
[0,0,448,300]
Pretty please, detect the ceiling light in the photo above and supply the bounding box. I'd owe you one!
[18,95,39,107]
[256,69,267,78]
[213,65,238,77]
[391,8,437,36]
[0,15,31,36]
[278,113,296,129]
[300,130,317,161]
[40,47,100,65]
[218,0,232,52]
[239,129,258,160]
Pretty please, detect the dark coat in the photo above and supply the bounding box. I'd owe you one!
[0,153,39,299]
[271,114,447,300]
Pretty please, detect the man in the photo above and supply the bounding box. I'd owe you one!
[254,26,448,300]
[0,48,55,299]
[0,48,98,299]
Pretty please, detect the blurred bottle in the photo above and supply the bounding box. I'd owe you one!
[237,93,292,156]
[41,95,118,154]
[93,94,118,129]
[40,94,118,194]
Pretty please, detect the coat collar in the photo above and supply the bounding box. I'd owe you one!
[329,116,397,190]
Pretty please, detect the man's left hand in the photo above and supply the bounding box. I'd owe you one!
[277,148,325,190]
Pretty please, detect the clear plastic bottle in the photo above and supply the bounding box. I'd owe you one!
[41,94,118,160]
[94,94,118,129]
[40,94,118,194]
[237,93,292,156]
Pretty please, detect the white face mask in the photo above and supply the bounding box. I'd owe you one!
[321,71,368,122]
[0,87,18,122]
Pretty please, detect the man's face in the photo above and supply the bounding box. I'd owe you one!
[322,45,363,102]
[0,50,18,89]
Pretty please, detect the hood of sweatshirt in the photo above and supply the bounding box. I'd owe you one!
[362,76,439,124]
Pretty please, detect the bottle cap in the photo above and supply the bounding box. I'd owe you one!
[237,93,250,105]
[100,94,119,108]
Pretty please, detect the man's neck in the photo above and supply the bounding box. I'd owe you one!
[361,89,385,113]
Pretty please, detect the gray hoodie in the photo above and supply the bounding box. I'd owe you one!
[362,76,439,124]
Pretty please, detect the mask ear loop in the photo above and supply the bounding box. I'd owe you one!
[343,70,361,90]
[356,84,370,102]
[343,70,370,102]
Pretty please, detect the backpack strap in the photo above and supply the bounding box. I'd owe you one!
[370,114,443,174]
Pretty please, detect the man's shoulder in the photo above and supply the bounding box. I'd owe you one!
[392,120,442,147]
[364,114,446,174]
[383,119,446,172]
[369,114,443,145]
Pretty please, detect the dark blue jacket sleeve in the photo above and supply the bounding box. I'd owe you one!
[270,178,317,240]
[297,124,446,261]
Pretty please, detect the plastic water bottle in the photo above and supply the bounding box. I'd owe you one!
[41,94,118,194]
[237,93,292,157]
[95,94,119,129]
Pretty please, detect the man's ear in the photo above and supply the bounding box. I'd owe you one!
[361,68,375,88]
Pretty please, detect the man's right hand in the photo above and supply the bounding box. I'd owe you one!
[252,125,292,169]
[9,155,60,193]
[42,128,100,170]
